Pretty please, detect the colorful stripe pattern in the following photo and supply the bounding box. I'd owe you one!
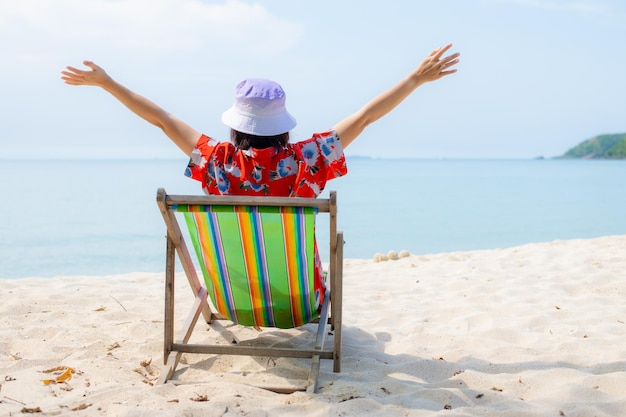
[175,204,317,328]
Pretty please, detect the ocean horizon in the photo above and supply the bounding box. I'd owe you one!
[2,157,625,279]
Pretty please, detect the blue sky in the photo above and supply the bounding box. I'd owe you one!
[1,0,624,159]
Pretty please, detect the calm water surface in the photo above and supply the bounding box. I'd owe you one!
[2,158,625,278]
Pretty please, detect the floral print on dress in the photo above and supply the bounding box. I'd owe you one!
[185,129,347,198]
[240,180,269,194]
[271,157,298,180]
[216,170,230,193]
[300,141,320,167]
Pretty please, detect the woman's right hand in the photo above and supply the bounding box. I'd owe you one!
[61,60,111,87]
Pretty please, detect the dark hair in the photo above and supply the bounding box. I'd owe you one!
[231,129,290,150]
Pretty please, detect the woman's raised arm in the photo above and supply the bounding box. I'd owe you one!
[61,61,201,157]
[332,43,460,148]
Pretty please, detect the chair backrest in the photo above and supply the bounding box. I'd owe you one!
[162,193,337,329]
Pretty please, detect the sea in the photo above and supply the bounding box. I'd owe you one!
[2,157,625,279]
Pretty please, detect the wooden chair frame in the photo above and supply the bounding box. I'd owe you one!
[155,188,343,393]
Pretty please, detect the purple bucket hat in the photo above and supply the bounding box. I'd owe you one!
[221,78,297,136]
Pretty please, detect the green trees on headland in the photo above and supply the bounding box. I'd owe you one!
[606,137,626,158]
[561,133,626,159]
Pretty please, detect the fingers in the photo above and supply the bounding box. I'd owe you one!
[414,44,460,83]
[440,55,460,71]
[427,44,459,70]
[60,66,83,82]
[432,44,459,76]
[63,61,98,76]
[437,58,459,78]
[62,65,87,77]
[439,66,458,76]
[61,74,83,85]
[442,52,461,64]
[432,43,453,59]
[63,65,82,75]
[60,61,101,85]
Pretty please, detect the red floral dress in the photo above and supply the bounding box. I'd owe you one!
[185,129,347,313]
[185,130,347,197]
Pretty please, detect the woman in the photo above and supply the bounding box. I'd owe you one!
[61,44,459,198]
[61,44,459,308]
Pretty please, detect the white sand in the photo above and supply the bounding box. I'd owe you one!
[1,235,625,416]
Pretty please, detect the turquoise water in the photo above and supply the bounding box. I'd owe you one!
[1,158,625,278]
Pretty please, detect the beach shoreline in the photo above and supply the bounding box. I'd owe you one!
[2,235,625,416]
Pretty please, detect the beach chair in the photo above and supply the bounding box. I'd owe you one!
[155,188,343,393]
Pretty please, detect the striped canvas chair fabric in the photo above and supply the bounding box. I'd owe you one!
[177,204,319,329]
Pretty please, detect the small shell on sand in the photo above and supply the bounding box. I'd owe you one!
[374,250,410,262]
[373,253,389,262]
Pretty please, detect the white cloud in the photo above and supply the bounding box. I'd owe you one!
[0,0,302,59]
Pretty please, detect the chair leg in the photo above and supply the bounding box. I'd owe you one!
[306,355,322,394]
[163,236,175,367]
[159,287,209,384]
[157,352,182,384]
[305,288,331,393]
[333,232,344,373]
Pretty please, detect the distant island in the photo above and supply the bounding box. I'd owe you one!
[561,133,626,159]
